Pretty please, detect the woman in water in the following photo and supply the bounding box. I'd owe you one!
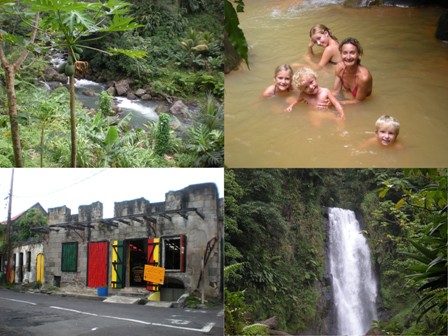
[333,37,372,104]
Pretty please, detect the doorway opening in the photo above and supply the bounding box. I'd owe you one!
[128,239,147,287]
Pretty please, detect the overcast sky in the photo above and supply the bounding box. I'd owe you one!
[0,168,224,222]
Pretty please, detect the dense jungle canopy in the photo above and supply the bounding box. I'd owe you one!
[225,168,447,336]
[0,0,223,167]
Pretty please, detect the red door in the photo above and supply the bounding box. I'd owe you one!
[87,241,109,287]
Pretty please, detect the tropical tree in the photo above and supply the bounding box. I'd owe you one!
[378,168,447,334]
[28,0,146,167]
[0,2,39,167]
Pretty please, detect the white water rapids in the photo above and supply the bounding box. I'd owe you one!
[328,208,378,335]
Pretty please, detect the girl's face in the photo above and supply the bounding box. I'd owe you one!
[311,31,330,48]
[340,43,360,66]
[376,126,398,146]
[274,70,292,92]
[301,77,319,95]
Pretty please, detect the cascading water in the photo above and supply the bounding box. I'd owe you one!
[328,207,378,336]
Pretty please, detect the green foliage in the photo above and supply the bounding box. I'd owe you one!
[0,2,222,167]
[98,91,113,116]
[241,324,269,336]
[154,113,171,156]
[224,0,249,67]
[181,94,223,167]
[225,169,331,334]
[362,168,447,335]
[12,208,47,243]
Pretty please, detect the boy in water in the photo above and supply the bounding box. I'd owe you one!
[285,67,344,119]
[363,115,403,149]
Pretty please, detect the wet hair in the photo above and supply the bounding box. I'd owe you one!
[274,64,293,77]
[309,24,338,42]
[375,115,400,135]
[339,37,364,64]
[293,67,317,90]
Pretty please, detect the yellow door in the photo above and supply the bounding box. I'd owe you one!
[36,254,44,284]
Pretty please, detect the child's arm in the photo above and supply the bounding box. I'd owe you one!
[327,91,345,119]
[285,97,302,112]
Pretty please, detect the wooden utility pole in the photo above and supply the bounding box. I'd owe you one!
[6,169,14,283]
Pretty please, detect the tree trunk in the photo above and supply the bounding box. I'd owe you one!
[69,75,77,167]
[0,12,39,167]
[3,64,24,167]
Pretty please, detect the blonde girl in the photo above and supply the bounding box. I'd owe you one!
[262,64,296,97]
[305,24,342,69]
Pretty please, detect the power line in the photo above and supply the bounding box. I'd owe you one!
[12,168,107,199]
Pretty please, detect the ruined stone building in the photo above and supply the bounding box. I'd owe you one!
[7,183,223,301]
[0,203,47,285]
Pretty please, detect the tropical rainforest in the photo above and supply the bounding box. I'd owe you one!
[225,168,447,336]
[0,0,223,167]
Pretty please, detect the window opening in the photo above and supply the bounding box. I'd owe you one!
[26,251,31,272]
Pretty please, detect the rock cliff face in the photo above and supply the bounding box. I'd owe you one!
[436,11,448,41]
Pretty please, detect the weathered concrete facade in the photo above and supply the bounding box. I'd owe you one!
[11,242,44,284]
[42,183,223,300]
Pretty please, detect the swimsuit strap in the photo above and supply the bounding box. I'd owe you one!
[341,66,358,97]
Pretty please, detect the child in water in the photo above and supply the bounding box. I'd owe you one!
[363,115,403,149]
[262,64,296,97]
[285,67,345,119]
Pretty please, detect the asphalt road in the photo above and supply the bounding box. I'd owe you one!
[0,288,223,336]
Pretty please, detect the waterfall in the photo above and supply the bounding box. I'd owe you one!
[328,207,378,336]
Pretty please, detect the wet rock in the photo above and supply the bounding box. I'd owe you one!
[259,316,279,330]
[114,79,131,96]
[135,88,146,97]
[224,31,242,74]
[436,11,448,41]
[141,93,152,100]
[366,326,385,335]
[127,92,137,100]
[82,89,96,97]
[155,103,169,114]
[170,100,190,118]
[42,67,67,83]
[106,86,117,96]
[45,81,64,90]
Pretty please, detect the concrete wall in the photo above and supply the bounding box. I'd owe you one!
[42,183,223,299]
[12,243,44,284]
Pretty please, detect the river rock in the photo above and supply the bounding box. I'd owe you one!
[135,88,146,97]
[141,93,152,100]
[114,79,131,96]
[436,11,448,41]
[156,103,169,114]
[366,326,385,335]
[127,92,137,100]
[106,86,117,96]
[82,89,96,97]
[259,316,279,330]
[42,67,67,83]
[170,100,190,118]
[111,103,121,114]
[45,81,64,90]
[224,31,242,73]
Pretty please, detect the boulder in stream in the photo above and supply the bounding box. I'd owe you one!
[170,100,190,118]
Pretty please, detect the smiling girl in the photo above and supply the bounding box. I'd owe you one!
[262,64,296,97]
[304,24,341,70]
